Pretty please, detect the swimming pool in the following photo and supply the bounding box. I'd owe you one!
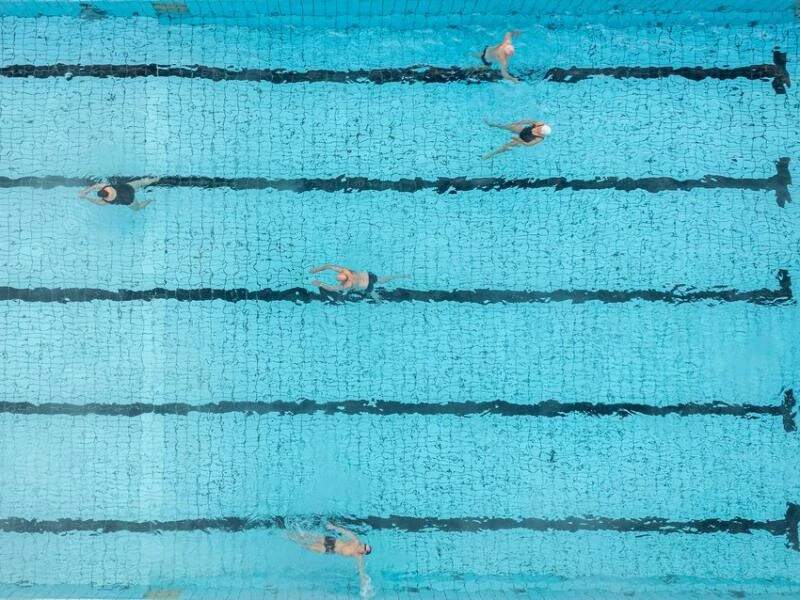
[0,0,798,598]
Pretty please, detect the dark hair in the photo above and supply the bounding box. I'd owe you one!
[97,187,109,198]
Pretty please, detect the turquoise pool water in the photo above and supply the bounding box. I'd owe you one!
[0,1,798,598]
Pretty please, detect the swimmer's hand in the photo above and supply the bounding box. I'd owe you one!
[310,279,323,287]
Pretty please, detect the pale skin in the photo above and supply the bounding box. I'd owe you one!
[79,177,161,210]
[483,119,547,159]
[475,31,521,83]
[309,264,410,293]
[286,523,371,585]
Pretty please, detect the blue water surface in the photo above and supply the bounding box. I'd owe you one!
[0,2,798,599]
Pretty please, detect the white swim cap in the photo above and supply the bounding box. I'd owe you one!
[540,124,552,136]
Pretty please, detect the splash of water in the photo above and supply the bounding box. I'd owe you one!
[359,572,375,600]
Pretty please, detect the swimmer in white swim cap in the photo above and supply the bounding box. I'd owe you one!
[483,119,551,159]
[475,31,521,83]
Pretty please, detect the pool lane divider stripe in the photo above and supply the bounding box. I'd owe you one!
[0,270,792,306]
[0,48,789,92]
[2,389,795,431]
[0,158,792,206]
[1,503,798,550]
[545,49,791,94]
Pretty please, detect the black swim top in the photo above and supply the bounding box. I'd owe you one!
[519,126,535,143]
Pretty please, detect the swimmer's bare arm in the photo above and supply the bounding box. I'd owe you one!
[499,31,521,82]
[503,31,521,43]
[78,183,108,200]
[309,265,345,274]
[498,58,519,83]
[356,555,367,584]
[79,183,105,197]
[311,280,345,292]
[79,183,109,204]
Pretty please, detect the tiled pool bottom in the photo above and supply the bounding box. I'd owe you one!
[0,1,799,599]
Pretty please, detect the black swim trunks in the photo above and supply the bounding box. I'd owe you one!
[106,182,135,205]
[481,46,491,66]
[365,272,378,294]
[323,536,337,554]
[518,126,535,143]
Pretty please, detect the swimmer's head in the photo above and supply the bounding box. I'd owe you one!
[363,544,372,555]
[503,45,515,57]
[335,272,348,283]
[539,124,552,136]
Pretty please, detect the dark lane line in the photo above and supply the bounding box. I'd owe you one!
[0,49,789,92]
[0,270,792,306]
[1,390,795,431]
[545,49,791,94]
[0,158,791,206]
[2,503,797,550]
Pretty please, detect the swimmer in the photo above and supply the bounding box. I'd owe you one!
[476,31,521,83]
[286,523,371,583]
[309,264,410,295]
[483,119,551,159]
[79,177,161,210]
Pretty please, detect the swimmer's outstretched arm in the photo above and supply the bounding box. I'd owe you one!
[499,60,519,83]
[356,555,367,584]
[79,183,112,205]
[504,31,521,43]
[311,280,345,292]
[79,183,105,197]
[309,265,345,274]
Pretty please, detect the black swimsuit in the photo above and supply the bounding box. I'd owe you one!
[104,183,135,205]
[481,46,491,66]
[323,536,337,554]
[519,126,536,143]
[365,272,378,293]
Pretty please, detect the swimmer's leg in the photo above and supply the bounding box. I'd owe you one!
[484,119,525,133]
[376,273,411,284]
[483,140,519,160]
[130,199,153,211]
[471,50,489,63]
[286,531,325,551]
[128,177,161,189]
[473,45,496,66]
[304,540,327,553]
